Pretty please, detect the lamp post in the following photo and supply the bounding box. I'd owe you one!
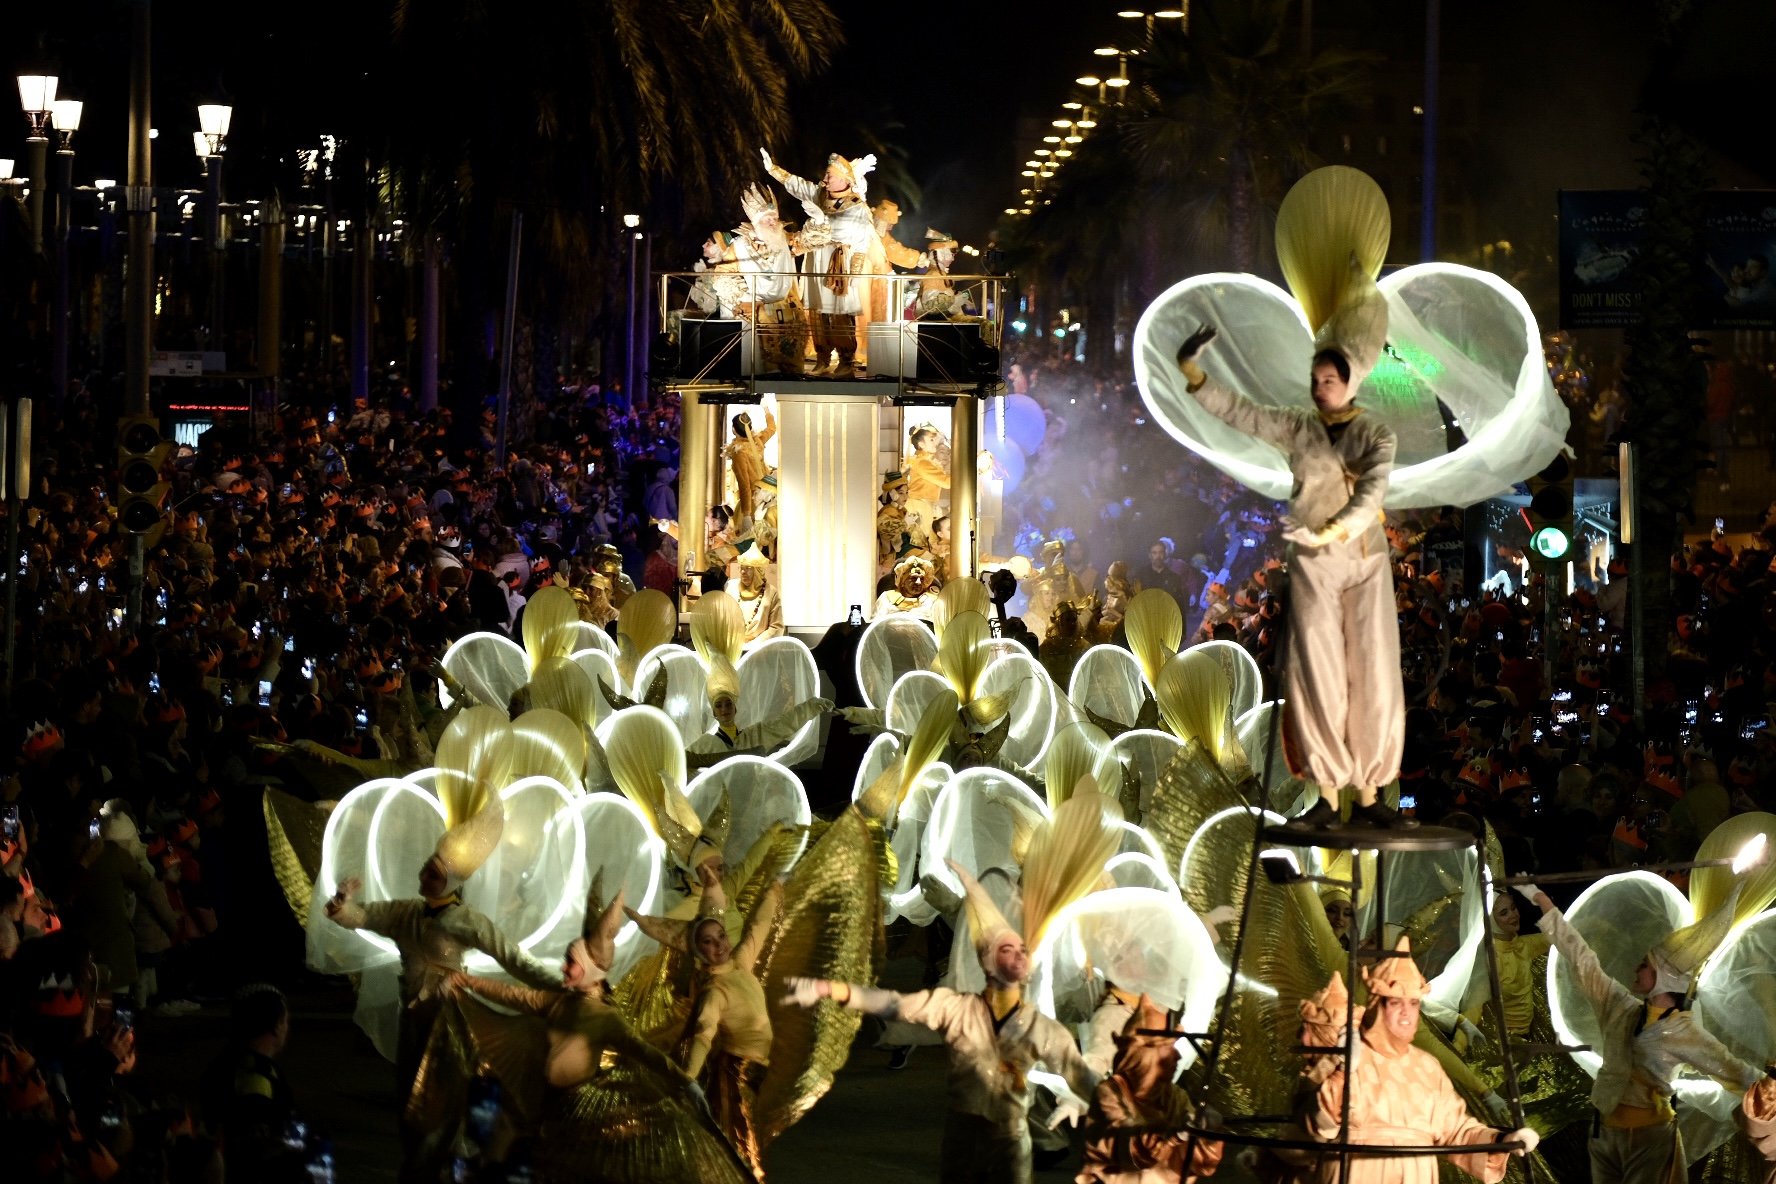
[197,103,231,355]
[623,213,641,409]
[124,0,153,626]
[16,74,56,254]
[49,98,81,401]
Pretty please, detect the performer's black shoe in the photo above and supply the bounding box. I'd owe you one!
[1286,798,1340,829]
[886,1045,913,1070]
[1348,800,1419,829]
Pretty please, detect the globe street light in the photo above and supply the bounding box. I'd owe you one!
[48,97,83,400]
[16,73,57,253]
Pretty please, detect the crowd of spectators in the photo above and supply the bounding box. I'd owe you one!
[1,334,1772,1178]
[0,371,683,1180]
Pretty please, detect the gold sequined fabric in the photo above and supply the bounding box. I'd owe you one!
[262,788,331,927]
[1145,740,1250,879]
[541,1056,752,1184]
[752,806,885,1150]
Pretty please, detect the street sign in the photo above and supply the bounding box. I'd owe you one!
[147,351,226,376]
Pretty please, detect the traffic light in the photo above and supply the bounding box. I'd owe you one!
[116,415,173,545]
[1522,454,1574,567]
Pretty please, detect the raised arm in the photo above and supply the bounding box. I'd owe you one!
[1533,894,1637,1016]
[1176,325,1303,450]
[760,149,820,206]
[779,977,969,1034]
[1033,1013,1100,1105]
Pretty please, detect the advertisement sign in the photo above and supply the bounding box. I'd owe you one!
[1558,191,1645,328]
[1559,190,1776,330]
[1700,191,1776,330]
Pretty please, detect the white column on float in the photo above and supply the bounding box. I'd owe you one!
[776,394,879,628]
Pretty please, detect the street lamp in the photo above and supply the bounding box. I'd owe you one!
[197,103,231,249]
[623,214,642,406]
[48,97,83,401]
[16,73,57,254]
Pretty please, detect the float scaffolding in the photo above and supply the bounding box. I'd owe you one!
[656,268,1007,632]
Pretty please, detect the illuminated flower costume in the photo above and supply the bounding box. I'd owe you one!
[316,708,561,1096]
[1137,166,1568,814]
[685,593,829,759]
[790,794,1117,1184]
[1542,816,1776,1184]
[413,880,751,1184]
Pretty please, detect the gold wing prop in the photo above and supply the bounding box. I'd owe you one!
[1143,740,1249,878]
[404,992,551,1168]
[262,788,332,927]
[1082,704,1131,739]
[1204,875,1347,1120]
[729,824,808,924]
[644,668,671,710]
[752,807,886,1150]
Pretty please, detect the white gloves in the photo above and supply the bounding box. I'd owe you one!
[779,976,825,1009]
[1457,1017,1489,1050]
[758,147,776,171]
[1508,1126,1539,1156]
[1281,516,1343,550]
[1046,1093,1090,1130]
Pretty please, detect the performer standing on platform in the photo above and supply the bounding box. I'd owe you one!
[760,147,877,374]
[1174,320,1401,827]
[734,185,807,375]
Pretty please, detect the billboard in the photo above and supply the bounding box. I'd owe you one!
[1559,190,1776,330]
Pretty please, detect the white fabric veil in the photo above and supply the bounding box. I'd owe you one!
[855,615,939,709]
[1133,265,1570,509]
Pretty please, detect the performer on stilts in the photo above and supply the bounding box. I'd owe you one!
[1172,168,1406,828]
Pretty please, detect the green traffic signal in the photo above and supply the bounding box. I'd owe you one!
[1530,525,1570,560]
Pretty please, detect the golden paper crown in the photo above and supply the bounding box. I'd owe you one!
[1362,935,1431,1000]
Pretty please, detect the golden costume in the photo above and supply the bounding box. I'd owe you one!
[726,409,776,521]
[629,881,782,1181]
[1079,994,1225,1184]
[1307,939,1519,1184]
[412,883,751,1184]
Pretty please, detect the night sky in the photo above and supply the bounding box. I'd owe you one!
[10,1,1773,272]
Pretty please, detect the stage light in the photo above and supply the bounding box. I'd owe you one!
[1076,75,1101,86]
[1052,119,1071,128]
[1094,46,1120,56]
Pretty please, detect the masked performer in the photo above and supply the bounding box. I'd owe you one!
[760,148,877,374]
[1529,880,1765,1184]
[425,881,751,1184]
[734,185,808,376]
[1308,936,1533,1184]
[781,792,1116,1184]
[1173,194,1402,827]
[726,408,776,523]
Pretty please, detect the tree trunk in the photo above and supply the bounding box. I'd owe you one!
[1227,145,1254,273]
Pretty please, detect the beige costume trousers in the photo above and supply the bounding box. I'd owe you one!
[1588,1122,1683,1184]
[1283,542,1404,790]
